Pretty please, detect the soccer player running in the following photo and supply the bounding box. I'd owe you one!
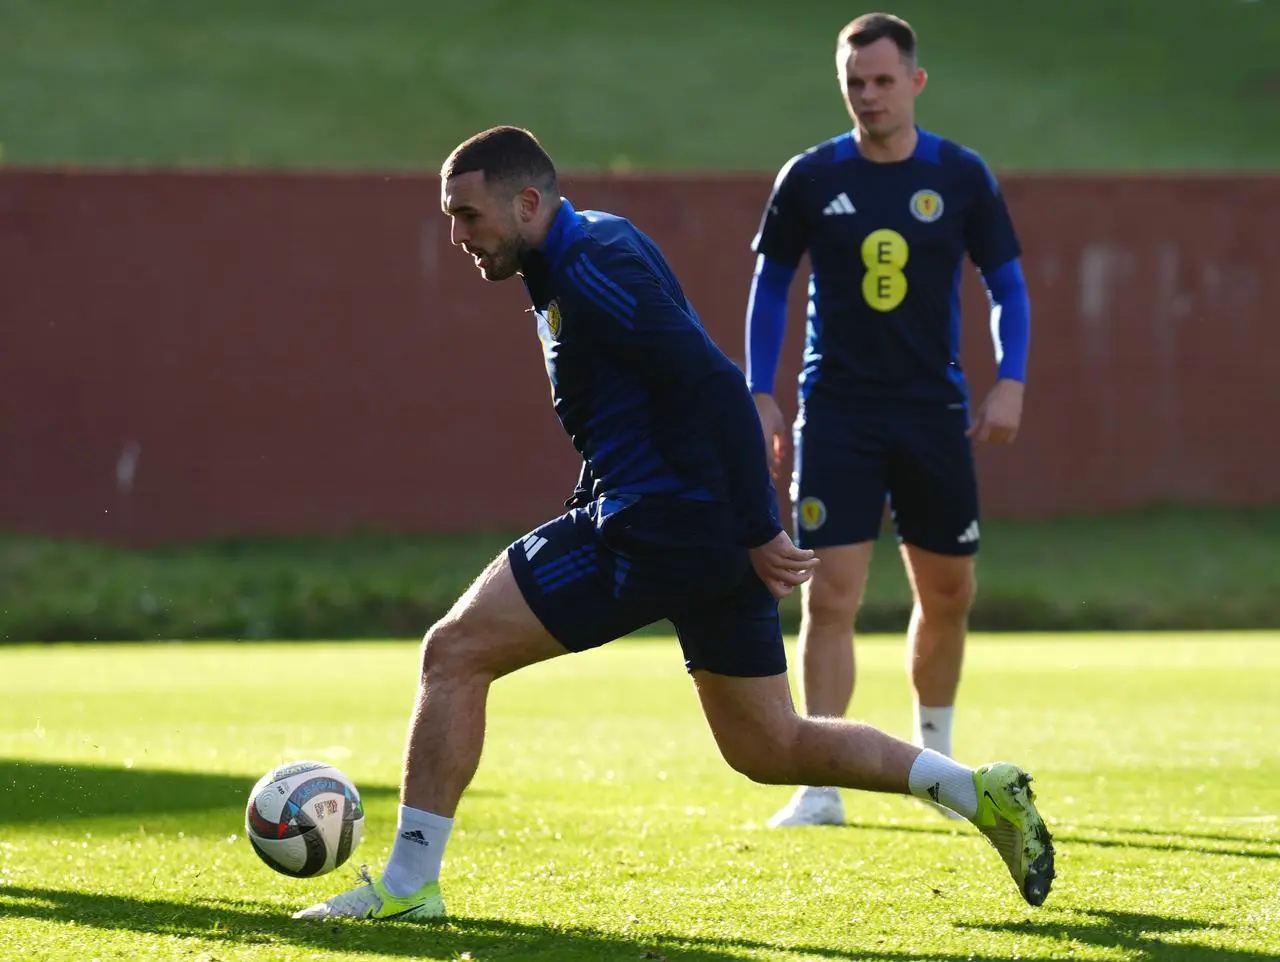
[294,125,1052,922]
[745,14,1033,829]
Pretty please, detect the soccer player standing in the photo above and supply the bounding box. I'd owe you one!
[744,14,1033,827]
[293,126,1052,922]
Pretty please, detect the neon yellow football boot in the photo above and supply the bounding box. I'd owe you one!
[293,866,445,922]
[971,762,1056,906]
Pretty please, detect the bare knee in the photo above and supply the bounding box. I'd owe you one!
[918,570,975,620]
[803,548,872,628]
[805,580,861,628]
[420,617,487,681]
[418,551,568,687]
[717,715,802,785]
[901,544,977,626]
[420,608,564,685]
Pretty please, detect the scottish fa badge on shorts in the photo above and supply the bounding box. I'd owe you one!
[798,496,827,531]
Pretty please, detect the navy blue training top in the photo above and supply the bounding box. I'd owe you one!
[519,198,782,549]
[750,127,1024,406]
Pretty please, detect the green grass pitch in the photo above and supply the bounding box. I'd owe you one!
[1,633,1277,960]
[3,0,1280,171]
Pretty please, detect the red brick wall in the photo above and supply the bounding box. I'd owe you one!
[2,169,1277,546]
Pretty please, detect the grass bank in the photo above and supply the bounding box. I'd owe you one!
[3,505,1277,642]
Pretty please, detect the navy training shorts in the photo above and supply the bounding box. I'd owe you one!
[790,395,981,555]
[507,495,786,678]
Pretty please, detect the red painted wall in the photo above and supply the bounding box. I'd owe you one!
[2,169,1277,546]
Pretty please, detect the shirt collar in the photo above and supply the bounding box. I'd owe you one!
[844,125,937,163]
[534,196,578,271]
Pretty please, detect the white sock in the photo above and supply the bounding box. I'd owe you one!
[908,748,978,819]
[914,705,955,757]
[800,785,839,798]
[381,804,454,896]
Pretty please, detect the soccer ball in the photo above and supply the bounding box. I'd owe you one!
[244,760,365,878]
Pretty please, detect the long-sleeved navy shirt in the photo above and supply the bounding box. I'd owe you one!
[519,198,782,550]
[747,127,1030,407]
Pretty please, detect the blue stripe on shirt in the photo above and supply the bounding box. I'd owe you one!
[744,254,796,394]
[982,257,1031,382]
[568,256,635,326]
[578,255,637,309]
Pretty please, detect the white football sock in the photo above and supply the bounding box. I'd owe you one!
[908,748,978,819]
[914,704,955,757]
[381,804,454,896]
[799,785,840,798]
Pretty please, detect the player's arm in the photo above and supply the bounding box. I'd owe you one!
[744,155,808,473]
[563,252,783,549]
[746,254,798,390]
[982,258,1030,384]
[965,155,1030,444]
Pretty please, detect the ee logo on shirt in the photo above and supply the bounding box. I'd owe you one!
[860,229,909,312]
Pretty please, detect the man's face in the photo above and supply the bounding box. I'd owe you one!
[441,171,526,282]
[838,37,925,139]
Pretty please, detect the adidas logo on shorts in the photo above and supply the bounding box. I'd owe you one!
[957,521,980,544]
[521,533,548,560]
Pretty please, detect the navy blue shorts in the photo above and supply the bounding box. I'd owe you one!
[791,396,980,555]
[507,495,785,678]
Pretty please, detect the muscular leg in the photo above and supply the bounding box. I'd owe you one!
[767,541,873,826]
[887,404,981,757]
[900,543,976,753]
[403,551,569,816]
[796,542,874,718]
[699,670,919,793]
[294,550,568,918]
[696,670,1056,907]
[776,390,888,825]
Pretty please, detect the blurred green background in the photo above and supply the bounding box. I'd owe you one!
[4,0,1279,172]
[3,1,1278,641]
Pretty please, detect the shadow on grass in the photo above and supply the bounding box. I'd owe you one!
[3,884,1267,961]
[0,883,931,962]
[0,759,409,824]
[838,818,1280,862]
[961,908,1277,961]
[12,883,1251,962]
[1081,824,1280,846]
[1053,830,1280,861]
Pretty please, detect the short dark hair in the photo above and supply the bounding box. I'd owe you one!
[440,126,558,196]
[838,13,917,62]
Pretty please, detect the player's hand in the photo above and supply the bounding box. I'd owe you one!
[968,379,1024,445]
[753,393,788,481]
[749,530,818,599]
